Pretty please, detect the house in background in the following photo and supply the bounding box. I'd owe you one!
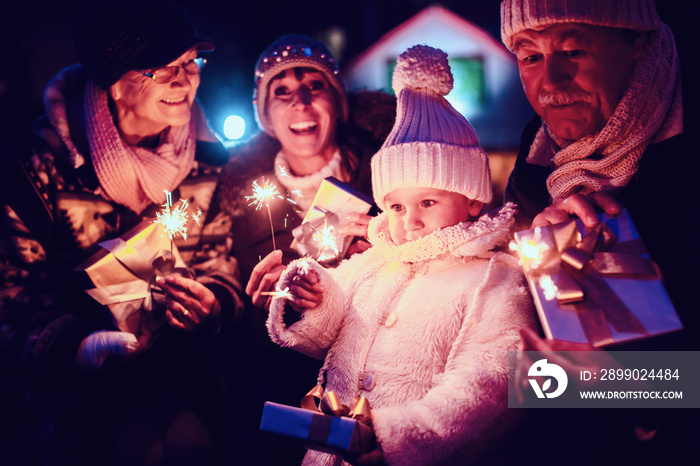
[342,5,535,207]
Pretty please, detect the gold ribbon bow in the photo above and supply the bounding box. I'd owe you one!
[522,219,659,346]
[301,384,373,427]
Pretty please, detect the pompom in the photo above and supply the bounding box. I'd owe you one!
[391,45,453,96]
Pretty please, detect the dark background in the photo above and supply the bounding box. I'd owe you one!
[1,0,694,157]
[0,0,696,464]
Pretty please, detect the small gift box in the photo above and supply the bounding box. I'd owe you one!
[260,385,377,457]
[512,209,682,347]
[291,177,373,265]
[75,221,186,335]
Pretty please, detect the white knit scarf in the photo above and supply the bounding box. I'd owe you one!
[526,24,683,199]
[368,202,517,264]
[273,149,346,217]
[84,80,196,214]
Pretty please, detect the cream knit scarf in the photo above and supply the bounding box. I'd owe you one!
[526,24,683,199]
[368,203,517,264]
[273,149,345,217]
[84,80,196,214]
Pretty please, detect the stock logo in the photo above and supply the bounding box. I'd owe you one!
[528,359,568,399]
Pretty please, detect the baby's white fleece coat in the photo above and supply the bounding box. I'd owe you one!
[267,203,535,465]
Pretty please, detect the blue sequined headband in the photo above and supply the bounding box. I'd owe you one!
[252,34,349,134]
[254,43,340,87]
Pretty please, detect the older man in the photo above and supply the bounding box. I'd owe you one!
[501,0,695,349]
[499,1,696,464]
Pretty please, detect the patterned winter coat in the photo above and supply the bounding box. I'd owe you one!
[268,204,535,465]
[0,65,243,461]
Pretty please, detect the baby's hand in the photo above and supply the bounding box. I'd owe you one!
[288,267,325,312]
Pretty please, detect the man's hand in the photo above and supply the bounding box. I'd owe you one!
[532,192,621,229]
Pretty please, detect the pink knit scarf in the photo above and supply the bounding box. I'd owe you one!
[84,81,196,214]
[526,24,683,199]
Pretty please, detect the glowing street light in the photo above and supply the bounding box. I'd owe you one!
[223,114,246,140]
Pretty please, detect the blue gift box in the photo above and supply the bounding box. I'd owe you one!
[259,401,376,457]
[513,209,682,347]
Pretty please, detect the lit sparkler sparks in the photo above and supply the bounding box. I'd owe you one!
[277,165,291,178]
[154,191,201,242]
[509,229,550,270]
[519,240,545,261]
[246,178,281,210]
[312,220,339,261]
[296,258,312,274]
[261,286,294,300]
[246,178,280,250]
[259,259,313,300]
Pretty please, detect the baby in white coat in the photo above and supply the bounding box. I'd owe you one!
[267,45,535,465]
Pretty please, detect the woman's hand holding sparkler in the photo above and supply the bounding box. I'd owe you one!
[156,275,221,332]
[247,250,287,307]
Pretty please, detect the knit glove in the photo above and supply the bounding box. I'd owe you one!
[75,331,139,371]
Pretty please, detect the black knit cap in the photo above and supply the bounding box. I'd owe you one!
[70,0,214,89]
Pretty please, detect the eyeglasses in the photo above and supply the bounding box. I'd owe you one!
[141,58,207,84]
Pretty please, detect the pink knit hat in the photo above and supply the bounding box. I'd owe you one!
[371,45,492,211]
[501,0,662,51]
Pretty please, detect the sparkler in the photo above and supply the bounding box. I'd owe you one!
[312,220,339,262]
[154,191,202,254]
[296,258,312,274]
[260,286,294,300]
[246,178,280,250]
[510,230,558,301]
[509,228,550,270]
[277,165,291,178]
[246,178,281,210]
[260,259,312,300]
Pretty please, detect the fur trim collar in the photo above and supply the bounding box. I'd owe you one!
[367,202,517,263]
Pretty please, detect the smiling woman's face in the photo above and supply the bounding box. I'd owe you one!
[266,68,339,163]
[110,48,200,140]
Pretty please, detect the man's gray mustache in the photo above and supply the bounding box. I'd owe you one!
[539,90,592,106]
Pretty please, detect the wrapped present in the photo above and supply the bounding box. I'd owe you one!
[291,176,373,265]
[260,385,377,458]
[75,221,187,335]
[512,209,682,347]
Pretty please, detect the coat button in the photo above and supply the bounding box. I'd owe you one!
[385,312,397,328]
[362,374,375,391]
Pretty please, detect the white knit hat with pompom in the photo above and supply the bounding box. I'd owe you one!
[371,45,492,210]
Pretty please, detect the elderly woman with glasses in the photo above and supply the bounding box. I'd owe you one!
[0,1,243,464]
